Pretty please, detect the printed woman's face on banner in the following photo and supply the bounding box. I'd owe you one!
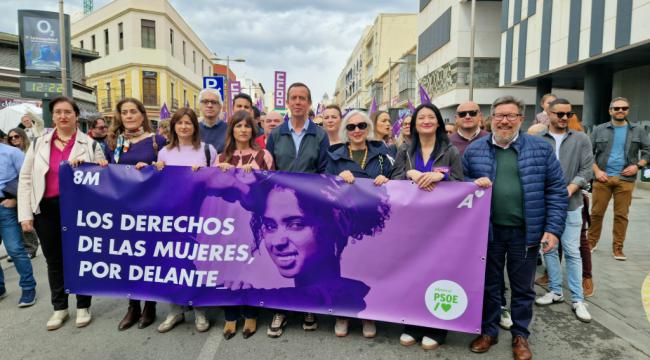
[261,188,319,278]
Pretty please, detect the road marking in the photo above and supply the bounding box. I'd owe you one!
[196,328,223,360]
[642,273,650,323]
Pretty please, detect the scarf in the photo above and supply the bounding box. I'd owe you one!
[113,127,145,163]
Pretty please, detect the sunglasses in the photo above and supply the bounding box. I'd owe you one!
[550,111,575,119]
[345,122,368,131]
[9,135,21,140]
[611,106,629,112]
[456,110,478,117]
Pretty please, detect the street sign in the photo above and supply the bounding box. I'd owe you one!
[203,76,224,101]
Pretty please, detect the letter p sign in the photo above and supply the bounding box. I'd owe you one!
[203,76,225,101]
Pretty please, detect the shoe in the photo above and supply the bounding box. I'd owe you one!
[613,249,627,261]
[512,335,532,360]
[157,313,184,333]
[76,308,92,328]
[535,292,564,305]
[470,334,498,353]
[400,333,417,346]
[590,244,597,253]
[535,273,549,286]
[118,304,141,331]
[47,310,69,331]
[29,253,37,259]
[572,301,592,323]
[243,318,257,339]
[421,336,440,350]
[223,320,237,340]
[18,289,36,308]
[7,257,13,263]
[0,287,7,300]
[195,311,210,332]
[303,313,317,331]
[137,302,156,329]
[583,278,595,297]
[362,320,376,338]
[267,313,287,338]
[499,307,513,330]
[334,318,349,337]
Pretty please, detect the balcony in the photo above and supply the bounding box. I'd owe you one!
[171,98,179,111]
[101,98,112,112]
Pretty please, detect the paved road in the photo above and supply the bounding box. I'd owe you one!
[1,188,649,360]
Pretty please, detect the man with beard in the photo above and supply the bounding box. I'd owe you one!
[89,118,108,152]
[463,96,566,360]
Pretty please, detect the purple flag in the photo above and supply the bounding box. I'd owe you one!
[407,100,416,114]
[274,71,287,110]
[369,97,378,115]
[283,113,289,122]
[60,164,491,333]
[419,84,431,105]
[392,113,406,137]
[160,103,171,120]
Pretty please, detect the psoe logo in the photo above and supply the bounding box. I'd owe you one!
[425,280,468,320]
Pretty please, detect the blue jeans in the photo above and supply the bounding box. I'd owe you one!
[0,205,36,291]
[544,207,584,302]
[482,225,538,338]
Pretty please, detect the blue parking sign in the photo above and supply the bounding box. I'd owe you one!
[203,76,225,101]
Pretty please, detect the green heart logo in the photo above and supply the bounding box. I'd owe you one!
[441,303,452,312]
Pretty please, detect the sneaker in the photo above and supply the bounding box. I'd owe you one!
[0,287,7,300]
[572,301,592,323]
[535,292,564,306]
[583,278,595,298]
[421,336,440,350]
[399,333,417,346]
[535,274,549,286]
[302,313,317,331]
[18,289,36,308]
[76,308,92,328]
[499,307,513,330]
[613,249,627,261]
[194,310,209,332]
[362,320,376,338]
[157,313,184,333]
[47,309,69,331]
[334,318,349,337]
[267,313,287,338]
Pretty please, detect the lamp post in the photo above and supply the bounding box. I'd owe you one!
[59,0,68,97]
[388,58,407,109]
[211,55,245,114]
[469,0,477,101]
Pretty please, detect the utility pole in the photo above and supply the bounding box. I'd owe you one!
[469,0,477,101]
[59,0,68,97]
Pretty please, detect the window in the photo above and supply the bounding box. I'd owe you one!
[182,41,186,64]
[201,59,204,76]
[80,40,84,49]
[120,79,126,100]
[141,20,156,49]
[183,89,187,107]
[106,82,112,109]
[418,7,452,62]
[171,82,175,101]
[169,29,174,56]
[142,71,158,106]
[193,95,197,110]
[91,35,96,51]
[193,50,196,72]
[94,85,98,103]
[118,22,124,50]
[104,29,109,55]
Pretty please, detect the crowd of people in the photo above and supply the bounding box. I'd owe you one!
[1,81,649,360]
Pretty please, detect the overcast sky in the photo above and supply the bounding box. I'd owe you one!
[2,0,417,106]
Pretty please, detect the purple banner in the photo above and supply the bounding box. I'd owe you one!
[274,71,286,110]
[59,164,490,333]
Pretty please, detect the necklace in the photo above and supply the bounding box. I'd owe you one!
[349,145,368,169]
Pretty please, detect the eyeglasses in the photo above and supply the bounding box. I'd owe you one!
[200,100,220,106]
[611,106,629,112]
[8,135,21,140]
[345,122,368,131]
[550,111,575,119]
[94,125,108,130]
[492,113,521,121]
[456,110,479,118]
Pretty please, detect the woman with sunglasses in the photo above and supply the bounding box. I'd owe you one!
[326,110,393,338]
[7,128,30,153]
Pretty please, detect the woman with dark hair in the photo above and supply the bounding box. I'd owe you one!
[18,96,105,330]
[7,128,30,153]
[323,104,343,146]
[154,107,216,334]
[215,110,274,339]
[325,109,393,337]
[392,103,463,350]
[371,111,397,156]
[105,98,167,331]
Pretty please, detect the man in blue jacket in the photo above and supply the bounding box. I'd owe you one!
[463,96,567,360]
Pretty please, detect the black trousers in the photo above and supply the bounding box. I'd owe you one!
[34,197,91,311]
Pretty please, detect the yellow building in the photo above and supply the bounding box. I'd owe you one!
[71,0,214,122]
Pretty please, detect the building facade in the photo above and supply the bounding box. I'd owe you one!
[71,0,214,122]
[500,0,650,128]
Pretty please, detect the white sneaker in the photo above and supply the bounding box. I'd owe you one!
[47,310,69,331]
[157,313,184,333]
[362,320,376,338]
[421,336,440,350]
[75,308,92,328]
[267,313,287,338]
[499,307,513,330]
[572,301,592,323]
[334,318,348,337]
[399,333,416,346]
[535,292,564,305]
[194,310,210,332]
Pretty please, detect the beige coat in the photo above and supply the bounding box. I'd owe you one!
[18,131,105,222]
